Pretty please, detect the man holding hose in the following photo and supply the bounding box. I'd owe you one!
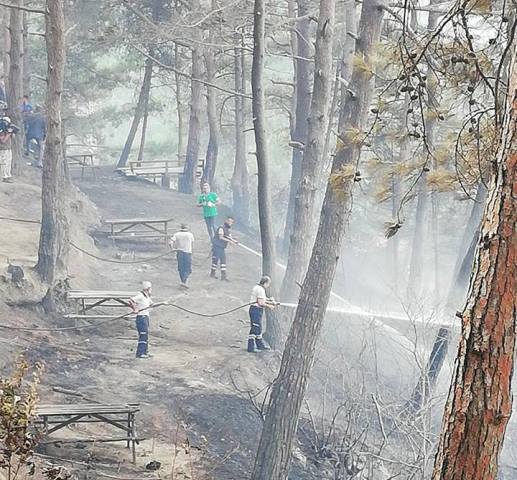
[129,281,153,359]
[247,276,275,353]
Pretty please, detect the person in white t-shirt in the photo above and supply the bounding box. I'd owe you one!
[170,224,195,288]
[129,281,153,358]
[248,275,275,353]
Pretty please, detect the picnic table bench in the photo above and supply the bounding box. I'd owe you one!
[67,290,138,315]
[66,153,97,179]
[103,216,174,244]
[35,403,140,463]
[117,159,204,188]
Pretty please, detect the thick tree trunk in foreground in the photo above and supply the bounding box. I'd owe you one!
[283,0,311,251]
[22,11,30,95]
[6,0,23,174]
[202,47,219,185]
[117,58,152,168]
[431,53,517,480]
[251,0,384,477]
[281,0,336,302]
[36,0,69,286]
[180,43,203,194]
[251,0,281,349]
[231,34,250,225]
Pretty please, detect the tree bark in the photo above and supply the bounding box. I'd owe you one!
[251,0,384,477]
[174,43,187,163]
[180,41,203,194]
[136,85,150,165]
[202,46,219,185]
[116,57,152,169]
[36,0,68,287]
[282,0,312,251]
[6,0,23,174]
[231,32,250,226]
[251,0,282,349]
[280,0,336,302]
[431,51,517,480]
[22,11,29,95]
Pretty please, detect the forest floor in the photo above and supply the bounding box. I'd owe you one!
[1,166,515,479]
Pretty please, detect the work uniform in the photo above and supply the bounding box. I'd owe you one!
[171,230,195,284]
[131,291,152,358]
[248,284,269,352]
[25,113,46,166]
[197,192,219,239]
[211,222,231,280]
[0,137,12,181]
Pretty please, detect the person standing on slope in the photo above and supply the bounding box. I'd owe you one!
[129,281,153,359]
[170,224,195,288]
[211,216,237,281]
[247,276,275,353]
[197,182,220,240]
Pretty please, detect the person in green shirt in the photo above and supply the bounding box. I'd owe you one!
[197,182,220,239]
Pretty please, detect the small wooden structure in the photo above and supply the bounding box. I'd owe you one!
[35,403,140,463]
[117,158,204,187]
[67,290,138,315]
[66,153,97,179]
[103,216,174,244]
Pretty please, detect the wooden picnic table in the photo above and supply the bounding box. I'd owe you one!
[66,153,97,179]
[35,403,140,463]
[67,290,138,314]
[103,216,174,244]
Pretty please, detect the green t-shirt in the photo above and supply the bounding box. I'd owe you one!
[197,192,219,218]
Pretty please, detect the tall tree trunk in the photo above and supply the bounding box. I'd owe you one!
[231,33,250,226]
[202,48,219,185]
[116,57,152,169]
[431,51,516,480]
[136,88,150,165]
[180,42,203,194]
[282,0,312,251]
[251,0,384,477]
[22,11,30,95]
[280,0,335,301]
[6,0,23,174]
[407,179,428,296]
[251,0,281,349]
[36,0,68,288]
[174,43,186,162]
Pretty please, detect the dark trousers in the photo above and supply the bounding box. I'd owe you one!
[135,315,149,357]
[211,246,227,275]
[204,216,217,239]
[177,251,192,283]
[248,306,264,339]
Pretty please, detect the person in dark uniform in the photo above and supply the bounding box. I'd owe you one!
[25,107,46,167]
[210,216,237,281]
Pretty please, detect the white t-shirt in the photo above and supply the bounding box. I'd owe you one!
[250,285,267,306]
[171,231,195,253]
[131,291,152,316]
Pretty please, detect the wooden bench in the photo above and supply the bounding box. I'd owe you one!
[103,217,174,245]
[67,290,138,314]
[117,159,204,187]
[66,153,97,179]
[35,403,140,463]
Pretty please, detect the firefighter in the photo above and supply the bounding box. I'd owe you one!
[129,281,153,358]
[247,275,275,353]
[210,216,237,281]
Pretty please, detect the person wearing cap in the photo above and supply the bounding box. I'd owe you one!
[0,110,14,183]
[170,224,195,288]
[247,275,275,353]
[129,281,153,358]
[197,182,220,240]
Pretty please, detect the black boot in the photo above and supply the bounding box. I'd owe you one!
[247,338,259,353]
[256,338,271,351]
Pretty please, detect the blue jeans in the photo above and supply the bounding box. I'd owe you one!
[205,216,217,239]
[135,315,149,357]
[177,251,192,283]
[248,306,264,338]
